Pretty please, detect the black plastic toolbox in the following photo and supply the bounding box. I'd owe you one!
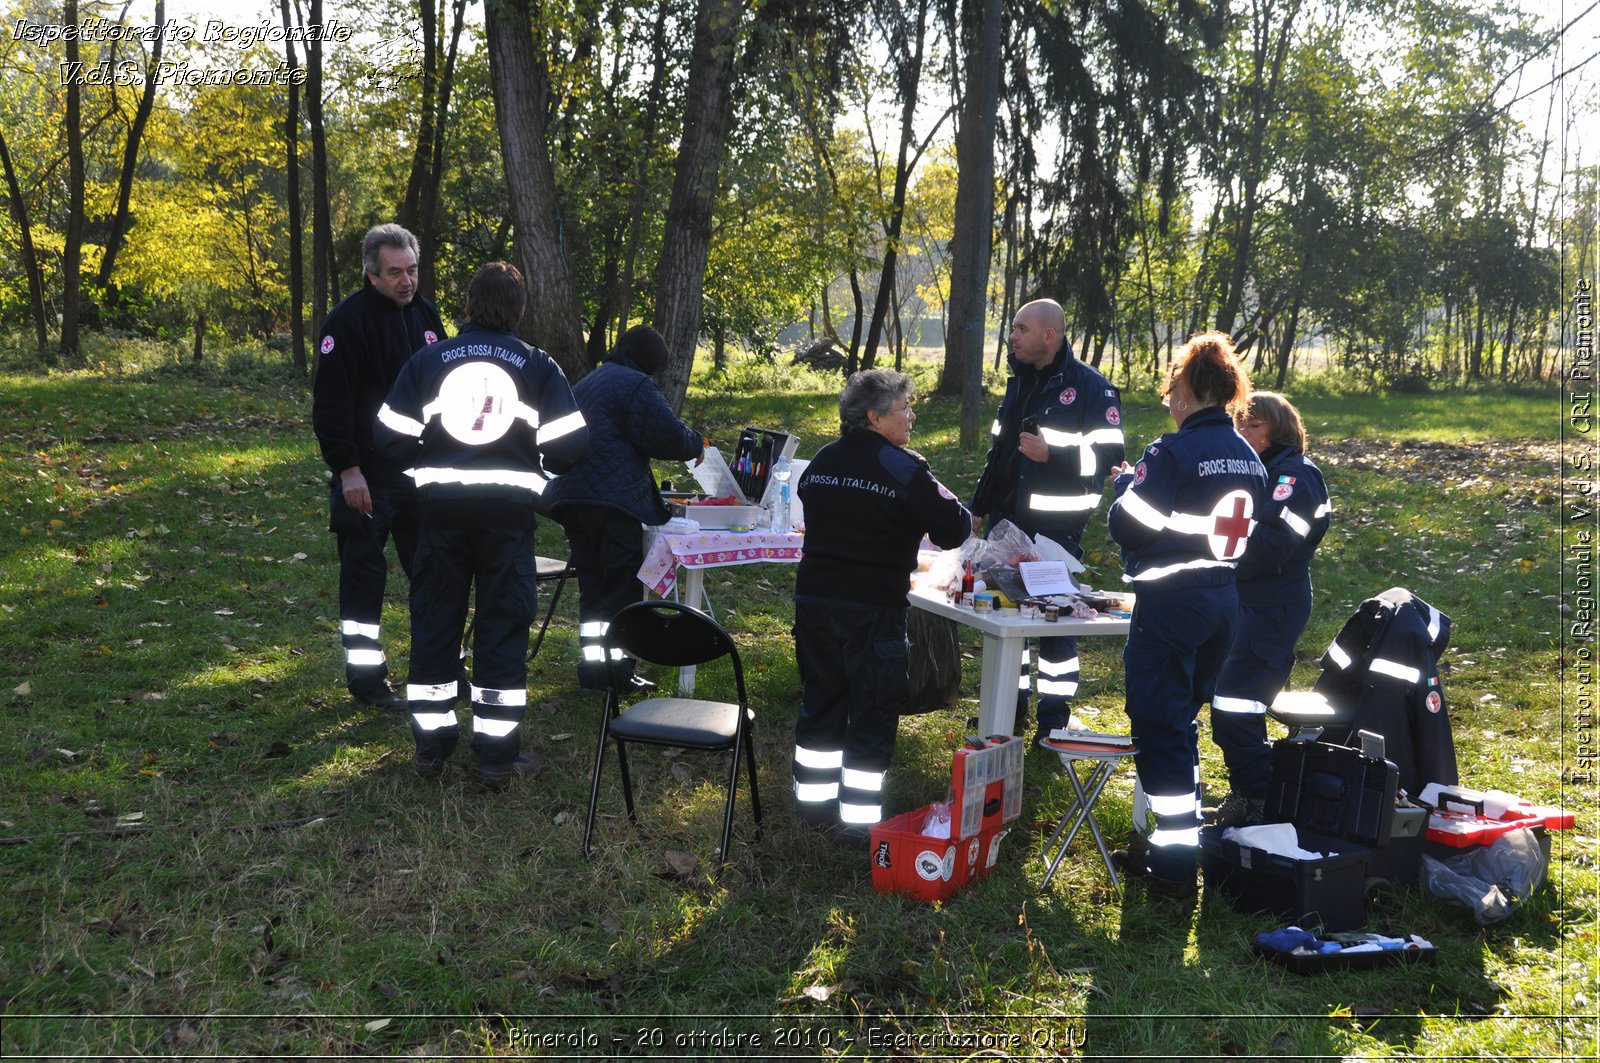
[1201,738,1399,931]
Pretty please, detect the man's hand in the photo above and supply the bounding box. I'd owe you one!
[1018,429,1048,463]
[971,513,984,536]
[340,466,373,517]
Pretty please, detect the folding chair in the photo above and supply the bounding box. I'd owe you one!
[460,554,574,662]
[583,600,762,872]
[530,555,576,658]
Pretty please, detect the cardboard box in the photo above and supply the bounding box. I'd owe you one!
[869,736,1024,902]
[1201,739,1399,931]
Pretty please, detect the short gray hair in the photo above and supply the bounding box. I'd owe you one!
[362,223,419,276]
[839,368,914,435]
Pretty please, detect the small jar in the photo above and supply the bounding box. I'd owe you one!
[1043,604,1060,622]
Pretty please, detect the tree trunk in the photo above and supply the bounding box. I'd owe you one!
[303,0,334,346]
[60,0,85,358]
[652,0,746,412]
[192,312,206,362]
[419,0,468,303]
[861,0,930,371]
[279,0,306,373]
[617,0,672,333]
[401,0,440,235]
[942,0,1004,449]
[0,128,48,352]
[96,0,164,296]
[485,0,589,379]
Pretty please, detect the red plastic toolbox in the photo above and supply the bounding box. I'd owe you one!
[869,736,1023,902]
[869,808,1009,902]
[1419,785,1572,849]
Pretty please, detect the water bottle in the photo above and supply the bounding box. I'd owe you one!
[770,454,792,533]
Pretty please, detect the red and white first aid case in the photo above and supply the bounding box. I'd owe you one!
[870,736,1024,902]
[1418,782,1575,849]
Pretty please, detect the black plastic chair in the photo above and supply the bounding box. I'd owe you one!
[582,600,762,872]
[530,555,575,658]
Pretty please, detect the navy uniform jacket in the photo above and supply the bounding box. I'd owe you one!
[1236,445,1332,607]
[1314,587,1457,795]
[372,323,588,528]
[797,431,971,609]
[1108,408,1268,591]
[543,354,703,526]
[312,282,445,486]
[971,341,1124,546]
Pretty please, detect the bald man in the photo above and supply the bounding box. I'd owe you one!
[970,299,1125,740]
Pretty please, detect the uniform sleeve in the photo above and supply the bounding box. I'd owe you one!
[1107,444,1176,550]
[1236,460,1331,580]
[1080,384,1126,484]
[372,361,427,466]
[625,377,703,462]
[311,307,367,473]
[903,462,973,550]
[530,360,589,476]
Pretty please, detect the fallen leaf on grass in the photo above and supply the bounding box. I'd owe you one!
[263,741,292,758]
[214,608,234,617]
[549,732,573,741]
[117,811,144,823]
[554,810,574,826]
[363,1018,391,1033]
[13,681,29,696]
[602,915,623,935]
[209,733,240,748]
[670,763,693,785]
[161,1022,200,1047]
[57,748,82,762]
[373,980,398,1000]
[663,850,700,878]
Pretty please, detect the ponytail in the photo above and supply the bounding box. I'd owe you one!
[1169,330,1250,419]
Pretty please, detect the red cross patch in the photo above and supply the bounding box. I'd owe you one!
[320,335,335,355]
[424,330,439,344]
[934,479,956,501]
[1207,490,1255,560]
[1426,690,1442,714]
[1105,407,1120,426]
[1059,387,1077,406]
[1272,482,1295,502]
[1131,461,1148,486]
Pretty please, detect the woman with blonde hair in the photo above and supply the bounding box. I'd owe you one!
[1105,331,1268,899]
[1207,392,1332,827]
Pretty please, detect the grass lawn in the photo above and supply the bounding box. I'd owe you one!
[0,351,1593,1059]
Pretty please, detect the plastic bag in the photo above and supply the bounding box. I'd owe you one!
[1420,826,1548,926]
[923,802,952,839]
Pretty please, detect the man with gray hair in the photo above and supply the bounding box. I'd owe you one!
[312,223,446,711]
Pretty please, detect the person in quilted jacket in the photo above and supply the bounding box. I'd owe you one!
[545,326,706,689]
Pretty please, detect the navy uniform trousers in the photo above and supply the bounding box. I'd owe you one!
[1124,581,1237,881]
[1210,595,1310,800]
[332,477,418,697]
[791,600,908,829]
[556,505,644,691]
[407,525,538,770]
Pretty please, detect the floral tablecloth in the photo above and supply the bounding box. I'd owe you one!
[638,529,804,597]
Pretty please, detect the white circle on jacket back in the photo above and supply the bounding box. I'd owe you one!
[1206,489,1256,561]
[438,361,519,445]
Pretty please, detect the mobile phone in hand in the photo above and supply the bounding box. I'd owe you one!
[1021,416,1038,435]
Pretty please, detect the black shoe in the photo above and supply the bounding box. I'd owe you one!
[353,685,406,713]
[1112,849,1198,902]
[1208,791,1266,828]
[475,752,543,791]
[414,753,446,779]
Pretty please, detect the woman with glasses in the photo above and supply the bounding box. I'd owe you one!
[789,369,972,844]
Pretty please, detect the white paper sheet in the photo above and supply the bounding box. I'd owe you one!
[1019,559,1076,596]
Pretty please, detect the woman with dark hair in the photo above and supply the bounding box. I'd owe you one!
[790,369,972,841]
[1208,392,1332,826]
[1105,331,1268,898]
[545,326,705,690]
